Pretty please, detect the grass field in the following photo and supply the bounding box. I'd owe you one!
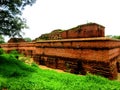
[0,50,120,90]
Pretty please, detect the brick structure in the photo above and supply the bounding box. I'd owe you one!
[34,23,104,41]
[1,23,120,79]
[8,38,25,43]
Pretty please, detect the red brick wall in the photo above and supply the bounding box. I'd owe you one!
[1,37,120,79]
[61,23,105,39]
[36,23,105,40]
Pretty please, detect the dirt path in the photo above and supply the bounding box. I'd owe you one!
[117,73,120,81]
[39,65,64,73]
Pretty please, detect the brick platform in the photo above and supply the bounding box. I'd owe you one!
[1,23,120,79]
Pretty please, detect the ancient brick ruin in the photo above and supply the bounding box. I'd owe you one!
[1,23,120,79]
[34,23,104,40]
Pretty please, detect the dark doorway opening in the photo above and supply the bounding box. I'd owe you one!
[39,57,45,65]
[117,62,120,73]
[77,61,86,75]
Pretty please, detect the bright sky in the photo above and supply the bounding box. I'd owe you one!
[22,0,120,40]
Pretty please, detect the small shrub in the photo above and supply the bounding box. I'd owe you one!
[31,62,39,68]
[0,52,35,77]
[0,48,5,55]
[0,76,7,90]
[9,50,19,55]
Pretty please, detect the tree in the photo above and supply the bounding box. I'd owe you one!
[0,0,36,37]
[112,35,120,39]
[24,37,32,42]
[106,35,120,39]
[0,35,5,43]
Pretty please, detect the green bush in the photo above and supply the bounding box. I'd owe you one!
[0,48,5,55]
[0,76,7,90]
[9,50,19,55]
[0,52,35,77]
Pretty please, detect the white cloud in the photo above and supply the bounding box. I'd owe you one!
[22,0,120,40]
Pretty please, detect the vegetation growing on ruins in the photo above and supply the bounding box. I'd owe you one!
[24,37,32,42]
[34,29,64,41]
[0,49,120,90]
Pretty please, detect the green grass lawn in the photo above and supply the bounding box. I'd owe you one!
[0,50,120,90]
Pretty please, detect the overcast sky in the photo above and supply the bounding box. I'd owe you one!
[22,0,120,40]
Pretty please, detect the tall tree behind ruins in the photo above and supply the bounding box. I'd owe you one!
[0,0,36,37]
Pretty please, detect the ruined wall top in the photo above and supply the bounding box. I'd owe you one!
[8,38,25,43]
[34,23,105,41]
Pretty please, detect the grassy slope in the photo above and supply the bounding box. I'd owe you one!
[0,53,120,90]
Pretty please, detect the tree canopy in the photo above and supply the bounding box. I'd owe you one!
[0,0,36,37]
[24,37,32,42]
[0,35,5,43]
[112,35,120,39]
[106,35,120,39]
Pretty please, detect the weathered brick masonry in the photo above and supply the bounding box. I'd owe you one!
[1,23,120,79]
[35,23,104,40]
